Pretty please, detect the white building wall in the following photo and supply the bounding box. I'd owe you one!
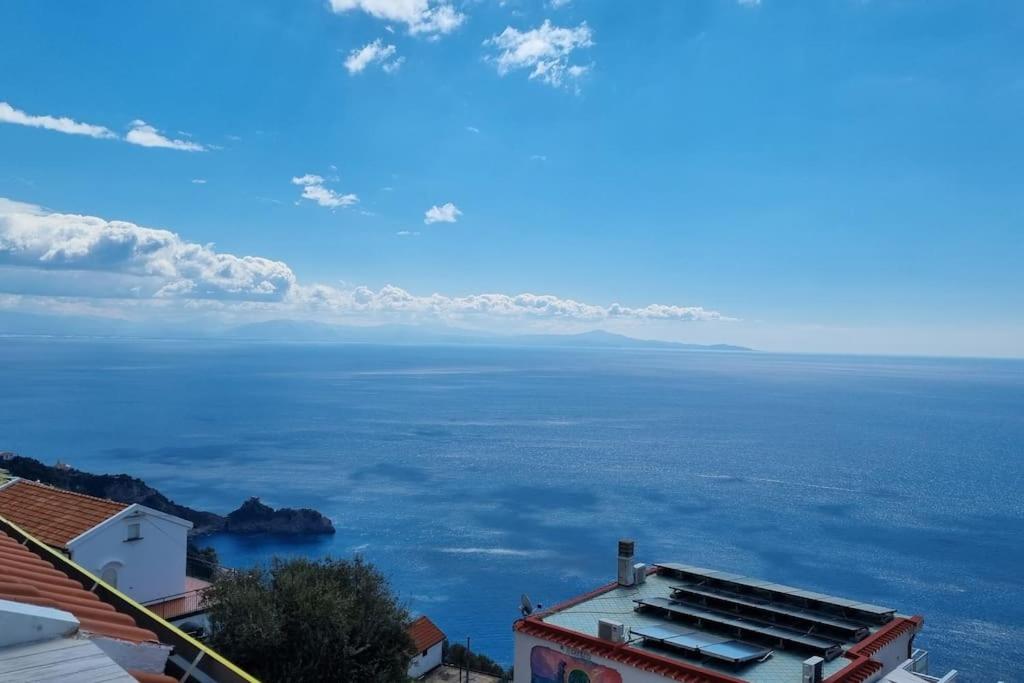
[68,506,189,604]
[513,631,670,683]
[865,629,917,683]
[408,641,443,679]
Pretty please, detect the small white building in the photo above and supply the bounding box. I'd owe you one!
[407,615,446,679]
[0,479,193,605]
[514,540,959,683]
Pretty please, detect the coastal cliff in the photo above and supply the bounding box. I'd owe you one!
[0,453,335,536]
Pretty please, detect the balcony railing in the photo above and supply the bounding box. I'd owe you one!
[896,649,958,683]
[145,585,210,621]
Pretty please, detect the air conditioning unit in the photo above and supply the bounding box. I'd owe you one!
[802,656,825,683]
[598,619,626,644]
[633,563,647,585]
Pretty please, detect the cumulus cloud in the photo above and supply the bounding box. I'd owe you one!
[0,199,294,301]
[293,283,728,322]
[344,39,404,74]
[0,101,116,139]
[328,0,465,38]
[424,202,461,224]
[191,178,207,184]
[485,20,594,91]
[292,174,359,209]
[125,120,206,151]
[0,101,207,151]
[0,197,732,325]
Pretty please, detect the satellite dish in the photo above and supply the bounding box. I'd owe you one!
[520,593,534,616]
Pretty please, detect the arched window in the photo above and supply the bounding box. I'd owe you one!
[100,562,120,588]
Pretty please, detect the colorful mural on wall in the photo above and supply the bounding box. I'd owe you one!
[530,645,623,683]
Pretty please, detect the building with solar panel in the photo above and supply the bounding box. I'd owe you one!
[512,540,958,683]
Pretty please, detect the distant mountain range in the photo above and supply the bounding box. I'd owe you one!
[0,311,751,352]
[225,320,752,351]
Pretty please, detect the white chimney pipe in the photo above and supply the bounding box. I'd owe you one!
[617,539,636,586]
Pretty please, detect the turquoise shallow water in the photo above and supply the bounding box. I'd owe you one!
[1,338,1021,680]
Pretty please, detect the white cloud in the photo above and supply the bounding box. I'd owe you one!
[0,199,294,301]
[381,56,405,73]
[530,154,548,162]
[396,230,420,236]
[737,0,761,6]
[328,0,465,37]
[295,284,729,322]
[549,0,572,7]
[424,202,461,224]
[344,39,403,74]
[1,102,209,152]
[485,20,594,90]
[292,174,359,209]
[0,198,732,325]
[191,179,207,184]
[466,126,480,133]
[0,101,116,139]
[125,120,206,151]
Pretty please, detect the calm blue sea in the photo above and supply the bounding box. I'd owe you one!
[0,338,1021,680]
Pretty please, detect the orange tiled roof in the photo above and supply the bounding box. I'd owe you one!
[0,479,128,548]
[846,616,923,658]
[129,671,179,683]
[408,615,446,652]
[0,527,159,644]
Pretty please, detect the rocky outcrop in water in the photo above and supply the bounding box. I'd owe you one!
[224,497,336,535]
[0,452,334,536]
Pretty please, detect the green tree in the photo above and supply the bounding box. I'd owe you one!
[205,556,413,683]
[186,539,219,581]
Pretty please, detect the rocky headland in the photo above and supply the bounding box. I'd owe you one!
[0,452,335,536]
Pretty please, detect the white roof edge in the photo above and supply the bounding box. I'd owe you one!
[67,503,193,549]
[0,597,80,648]
[0,476,21,492]
[121,503,194,529]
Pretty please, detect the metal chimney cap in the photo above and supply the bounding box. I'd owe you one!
[618,539,635,557]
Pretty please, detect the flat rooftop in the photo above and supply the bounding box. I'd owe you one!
[530,562,918,683]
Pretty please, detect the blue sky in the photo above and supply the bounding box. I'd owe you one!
[0,0,1022,356]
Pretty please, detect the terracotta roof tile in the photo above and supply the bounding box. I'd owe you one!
[0,479,128,548]
[0,528,159,644]
[824,657,884,683]
[408,615,446,652]
[129,670,179,683]
[846,616,922,658]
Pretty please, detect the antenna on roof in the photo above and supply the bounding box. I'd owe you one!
[520,593,534,616]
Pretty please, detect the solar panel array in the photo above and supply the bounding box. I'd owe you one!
[630,624,772,665]
[634,597,845,660]
[655,563,895,624]
[669,585,870,641]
